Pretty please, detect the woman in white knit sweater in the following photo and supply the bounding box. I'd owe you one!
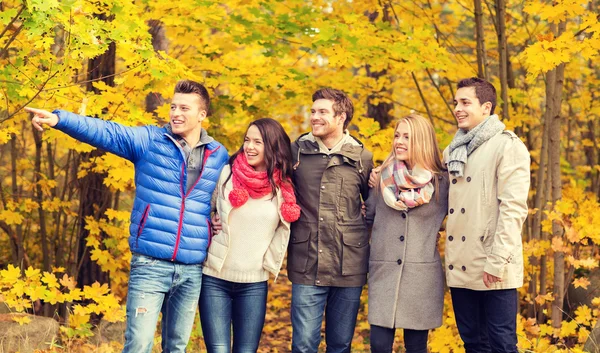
[200,118,300,353]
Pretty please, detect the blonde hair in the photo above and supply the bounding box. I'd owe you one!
[379,114,446,192]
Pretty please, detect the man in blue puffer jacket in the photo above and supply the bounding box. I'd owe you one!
[26,80,228,353]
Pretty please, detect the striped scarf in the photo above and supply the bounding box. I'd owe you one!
[380,160,434,211]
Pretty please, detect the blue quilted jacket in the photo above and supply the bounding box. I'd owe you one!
[54,110,228,264]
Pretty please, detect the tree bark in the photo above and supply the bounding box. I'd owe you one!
[364,6,394,129]
[549,22,567,330]
[9,135,24,267]
[495,0,510,120]
[474,0,488,79]
[73,22,116,288]
[529,70,553,320]
[145,20,169,114]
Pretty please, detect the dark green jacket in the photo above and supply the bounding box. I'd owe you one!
[287,132,374,287]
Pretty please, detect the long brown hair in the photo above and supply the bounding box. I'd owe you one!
[379,114,446,193]
[224,118,294,195]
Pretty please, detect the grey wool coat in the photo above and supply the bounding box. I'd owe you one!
[365,174,449,330]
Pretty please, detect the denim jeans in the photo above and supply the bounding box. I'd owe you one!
[450,288,518,353]
[369,325,429,353]
[199,275,268,353]
[291,284,363,353]
[122,254,203,353]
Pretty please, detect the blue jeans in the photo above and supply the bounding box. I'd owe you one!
[370,325,429,353]
[122,254,203,353]
[291,284,363,353]
[450,288,518,353]
[199,275,268,353]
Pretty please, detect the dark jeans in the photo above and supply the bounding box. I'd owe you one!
[370,325,428,353]
[450,287,518,353]
[199,275,268,353]
[291,284,363,353]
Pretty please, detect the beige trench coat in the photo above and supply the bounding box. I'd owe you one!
[443,130,530,291]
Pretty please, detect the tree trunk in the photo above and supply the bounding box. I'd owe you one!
[32,127,52,272]
[495,0,510,120]
[365,6,394,129]
[474,0,488,79]
[529,67,556,320]
[549,22,567,329]
[145,20,169,115]
[73,33,116,288]
[9,135,25,267]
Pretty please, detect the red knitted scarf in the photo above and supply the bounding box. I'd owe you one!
[229,153,301,223]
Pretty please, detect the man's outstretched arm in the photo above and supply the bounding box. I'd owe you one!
[27,107,150,162]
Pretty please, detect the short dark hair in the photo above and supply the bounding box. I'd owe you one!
[312,88,354,129]
[174,80,210,114]
[457,77,497,115]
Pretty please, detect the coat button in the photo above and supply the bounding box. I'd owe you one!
[449,209,454,214]
[399,235,405,241]
[316,280,321,284]
[322,155,327,159]
[319,217,324,221]
[461,266,466,271]
[449,265,454,270]
[467,176,472,182]
[461,236,466,242]
[480,236,484,241]
[452,179,457,184]
[461,208,465,214]
[401,213,406,219]
[448,235,454,241]
[293,237,296,241]
[321,185,325,189]
[319,249,323,253]
[397,259,402,265]
[314,149,318,152]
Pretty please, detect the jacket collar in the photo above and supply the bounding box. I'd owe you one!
[164,123,214,147]
[296,131,364,161]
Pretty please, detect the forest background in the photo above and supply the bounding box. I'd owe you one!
[1,0,599,352]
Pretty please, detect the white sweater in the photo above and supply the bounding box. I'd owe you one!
[203,165,292,283]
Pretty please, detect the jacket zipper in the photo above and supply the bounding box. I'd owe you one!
[136,204,151,248]
[171,146,221,261]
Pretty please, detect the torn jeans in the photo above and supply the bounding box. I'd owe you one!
[122,253,203,353]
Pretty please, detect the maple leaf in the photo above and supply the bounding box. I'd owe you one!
[573,277,591,289]
[1,264,21,284]
[60,274,77,290]
[12,315,31,326]
[41,272,59,289]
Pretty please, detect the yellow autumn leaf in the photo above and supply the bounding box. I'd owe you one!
[558,320,578,337]
[535,293,554,305]
[25,285,46,301]
[12,315,32,325]
[574,305,592,325]
[573,277,591,289]
[41,272,59,289]
[59,274,77,290]
[0,210,24,225]
[1,264,21,284]
[24,267,41,281]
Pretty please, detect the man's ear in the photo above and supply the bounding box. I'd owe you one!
[338,112,346,126]
[198,109,207,122]
[482,101,493,116]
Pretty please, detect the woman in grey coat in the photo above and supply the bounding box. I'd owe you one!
[366,114,449,353]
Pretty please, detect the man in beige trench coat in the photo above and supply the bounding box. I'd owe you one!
[443,77,530,353]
